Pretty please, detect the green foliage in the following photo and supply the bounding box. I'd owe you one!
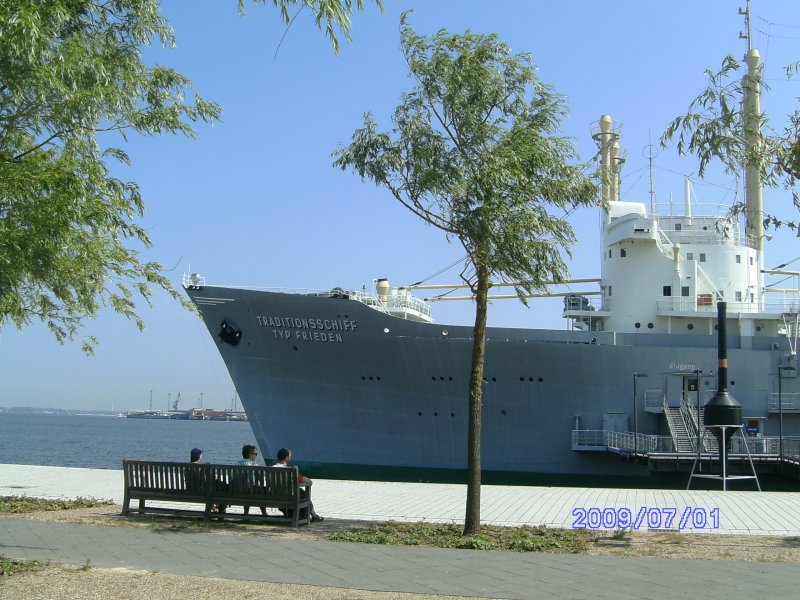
[611,527,629,540]
[328,521,593,553]
[0,0,223,352]
[0,555,43,577]
[334,13,600,300]
[661,54,799,231]
[242,0,384,54]
[0,495,112,513]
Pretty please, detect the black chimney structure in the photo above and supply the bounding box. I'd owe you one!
[687,302,760,491]
[703,302,742,462]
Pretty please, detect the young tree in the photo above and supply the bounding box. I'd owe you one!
[0,0,380,353]
[333,14,600,534]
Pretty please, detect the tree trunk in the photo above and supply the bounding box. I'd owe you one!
[464,262,490,536]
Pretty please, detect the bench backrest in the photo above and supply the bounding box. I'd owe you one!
[123,460,209,496]
[123,460,300,500]
[210,464,300,502]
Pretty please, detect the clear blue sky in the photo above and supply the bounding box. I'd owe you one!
[2,0,799,411]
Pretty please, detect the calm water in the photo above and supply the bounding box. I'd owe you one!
[0,413,256,470]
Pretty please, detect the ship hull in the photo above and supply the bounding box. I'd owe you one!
[187,285,792,484]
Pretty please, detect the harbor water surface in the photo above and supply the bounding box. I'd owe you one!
[0,413,255,470]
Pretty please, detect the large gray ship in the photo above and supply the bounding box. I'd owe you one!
[183,49,799,485]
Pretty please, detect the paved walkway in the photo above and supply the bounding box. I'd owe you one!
[3,518,799,600]
[2,464,800,599]
[2,464,800,535]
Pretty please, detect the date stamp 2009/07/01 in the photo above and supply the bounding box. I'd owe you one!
[571,507,721,530]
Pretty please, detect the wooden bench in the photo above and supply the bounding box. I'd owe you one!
[122,460,312,526]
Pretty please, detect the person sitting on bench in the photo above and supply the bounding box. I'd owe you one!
[274,448,323,522]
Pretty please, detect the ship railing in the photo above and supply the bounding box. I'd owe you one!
[768,392,800,412]
[181,272,206,288]
[655,215,745,247]
[655,298,798,314]
[571,429,608,449]
[384,290,433,318]
[307,287,432,319]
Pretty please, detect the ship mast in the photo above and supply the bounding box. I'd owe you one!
[740,0,765,288]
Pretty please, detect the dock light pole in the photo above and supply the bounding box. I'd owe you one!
[778,365,796,464]
[633,373,648,455]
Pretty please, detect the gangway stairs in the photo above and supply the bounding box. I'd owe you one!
[664,406,695,452]
[686,404,720,453]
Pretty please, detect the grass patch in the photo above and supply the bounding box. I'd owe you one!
[0,556,44,577]
[328,522,596,553]
[611,527,630,540]
[0,496,113,514]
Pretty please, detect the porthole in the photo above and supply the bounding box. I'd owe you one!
[434,412,438,417]
[647,323,654,329]
[688,324,694,330]
[635,322,641,329]
[442,330,449,336]
[538,377,543,383]
[292,346,298,351]
[384,327,390,334]
[440,377,445,381]
[491,377,497,382]
[369,376,373,381]
[519,377,524,382]
[501,410,507,416]
[448,377,453,381]
[731,380,735,386]
[756,326,762,332]
[418,412,422,416]
[450,412,455,417]
[431,376,437,381]
[529,377,534,382]
[361,376,366,380]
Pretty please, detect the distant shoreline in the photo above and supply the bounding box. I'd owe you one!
[0,407,118,416]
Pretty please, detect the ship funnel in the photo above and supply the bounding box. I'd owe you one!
[703,302,742,459]
[376,278,390,306]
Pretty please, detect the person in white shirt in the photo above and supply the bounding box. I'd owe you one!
[275,447,323,522]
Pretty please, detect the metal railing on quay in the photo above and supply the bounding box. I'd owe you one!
[573,430,676,453]
[571,430,800,460]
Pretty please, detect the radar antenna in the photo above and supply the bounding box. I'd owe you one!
[738,0,751,53]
